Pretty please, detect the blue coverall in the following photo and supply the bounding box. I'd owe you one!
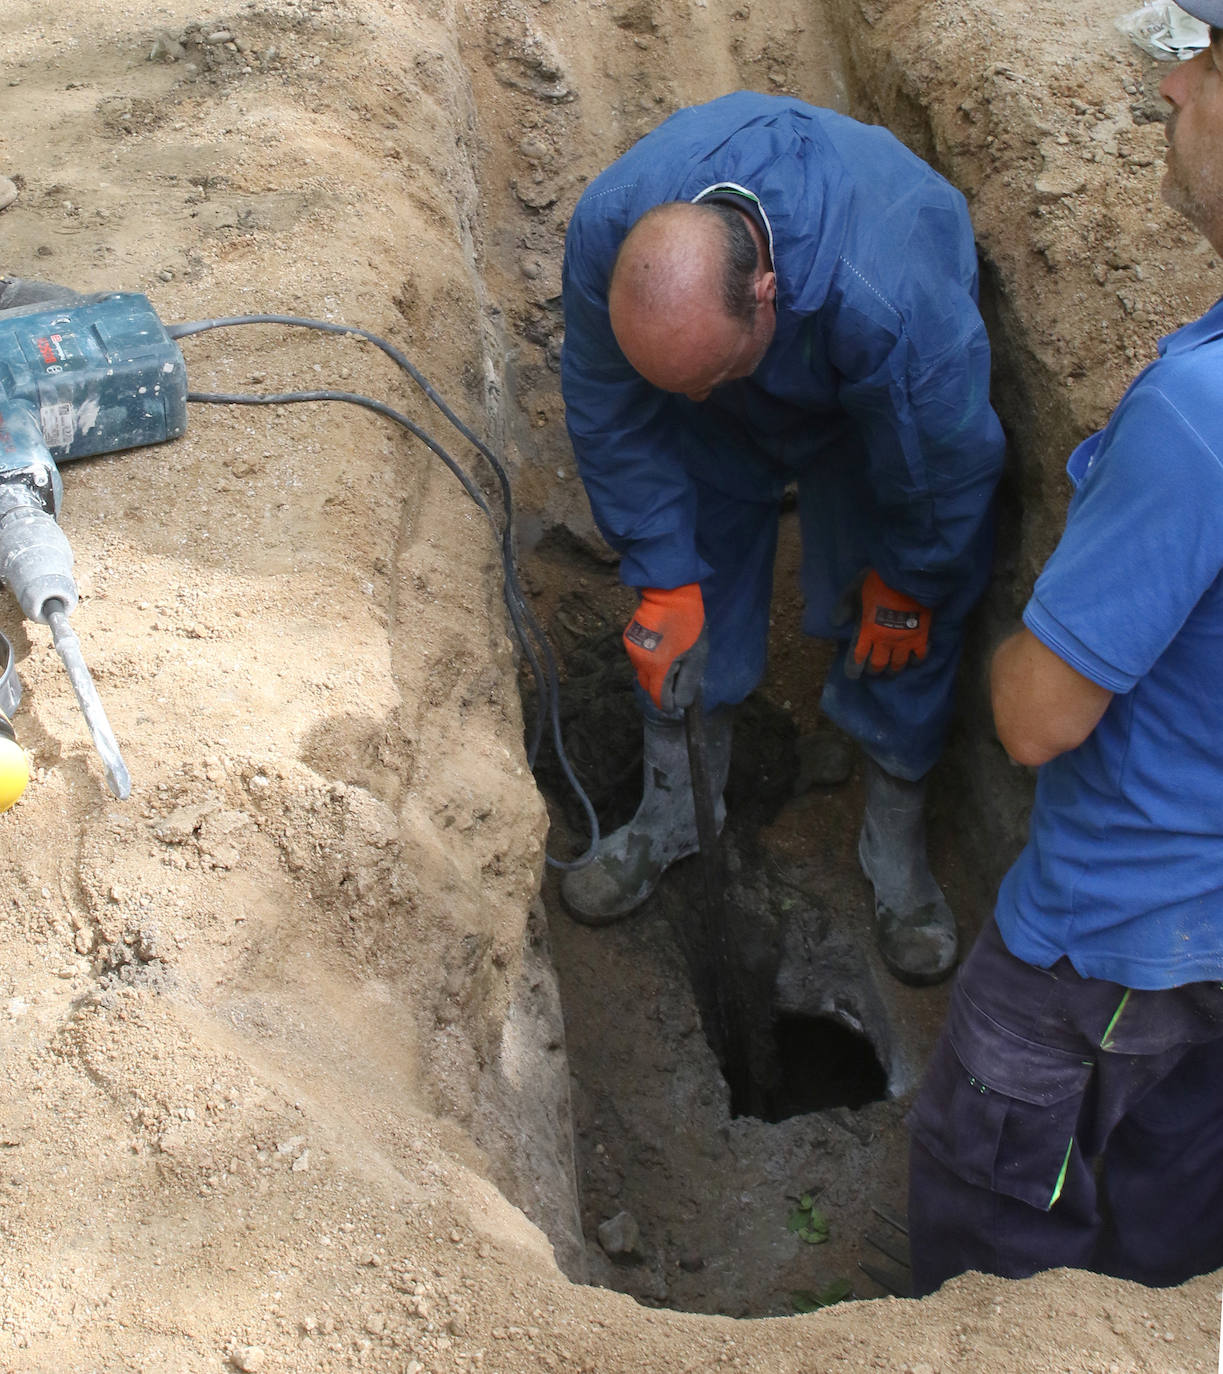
[561,92,1005,779]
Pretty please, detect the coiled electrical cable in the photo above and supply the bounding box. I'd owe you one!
[166,314,597,869]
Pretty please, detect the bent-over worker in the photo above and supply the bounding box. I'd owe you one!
[559,92,1005,986]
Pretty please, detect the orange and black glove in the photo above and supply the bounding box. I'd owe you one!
[623,583,708,712]
[845,569,932,679]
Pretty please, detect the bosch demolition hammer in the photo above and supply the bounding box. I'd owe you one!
[0,291,188,804]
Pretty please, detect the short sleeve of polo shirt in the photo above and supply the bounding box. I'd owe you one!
[1024,372,1223,693]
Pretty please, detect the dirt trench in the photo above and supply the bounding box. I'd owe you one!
[466,0,954,1318]
[474,0,1223,1335]
[1,0,1221,1369]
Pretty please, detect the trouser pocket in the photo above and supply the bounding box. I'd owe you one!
[909,982,1094,1212]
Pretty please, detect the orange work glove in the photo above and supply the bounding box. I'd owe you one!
[623,583,708,712]
[845,569,932,679]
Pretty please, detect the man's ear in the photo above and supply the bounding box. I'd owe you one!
[757,270,777,307]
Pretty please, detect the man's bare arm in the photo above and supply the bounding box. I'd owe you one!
[990,628,1114,767]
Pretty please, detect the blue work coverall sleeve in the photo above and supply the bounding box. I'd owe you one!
[561,211,708,592]
[826,235,1004,610]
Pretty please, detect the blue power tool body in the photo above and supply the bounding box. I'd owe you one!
[0,291,187,480]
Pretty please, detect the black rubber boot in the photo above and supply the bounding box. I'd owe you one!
[858,757,958,986]
[561,711,733,926]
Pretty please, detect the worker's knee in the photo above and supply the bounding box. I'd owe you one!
[907,990,1093,1216]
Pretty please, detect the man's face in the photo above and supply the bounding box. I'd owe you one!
[1159,35,1223,249]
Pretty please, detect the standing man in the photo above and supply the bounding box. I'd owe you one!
[559,92,1005,986]
[908,4,1223,1291]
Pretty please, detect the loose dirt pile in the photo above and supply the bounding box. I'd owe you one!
[0,0,1218,1370]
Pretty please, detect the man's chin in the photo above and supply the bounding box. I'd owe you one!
[1159,168,1193,222]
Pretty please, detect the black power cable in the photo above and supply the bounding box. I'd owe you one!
[166,314,597,870]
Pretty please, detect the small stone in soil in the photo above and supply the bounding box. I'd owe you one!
[597,1209,641,1258]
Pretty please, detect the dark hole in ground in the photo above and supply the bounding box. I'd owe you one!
[760,1012,888,1121]
[677,885,888,1122]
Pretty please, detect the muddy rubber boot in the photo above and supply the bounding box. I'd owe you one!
[858,757,958,986]
[561,711,733,926]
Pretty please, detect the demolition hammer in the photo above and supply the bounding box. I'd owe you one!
[0,291,187,803]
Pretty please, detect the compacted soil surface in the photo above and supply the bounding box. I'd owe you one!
[0,0,1219,1369]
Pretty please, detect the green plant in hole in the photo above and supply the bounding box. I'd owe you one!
[791,1277,853,1312]
[786,1192,830,1245]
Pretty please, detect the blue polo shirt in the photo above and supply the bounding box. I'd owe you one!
[995,297,1223,989]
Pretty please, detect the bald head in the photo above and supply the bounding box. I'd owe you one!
[608,201,776,401]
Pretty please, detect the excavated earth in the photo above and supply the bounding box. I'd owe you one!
[0,0,1220,1370]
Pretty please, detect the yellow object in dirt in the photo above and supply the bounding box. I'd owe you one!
[0,717,30,812]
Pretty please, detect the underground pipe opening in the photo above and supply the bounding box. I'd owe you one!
[757,1010,889,1122]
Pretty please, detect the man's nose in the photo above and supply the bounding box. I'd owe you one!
[1159,47,1202,105]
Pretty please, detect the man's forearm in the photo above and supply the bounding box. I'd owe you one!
[990,628,1113,767]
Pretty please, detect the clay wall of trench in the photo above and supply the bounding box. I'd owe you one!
[0,0,1220,1366]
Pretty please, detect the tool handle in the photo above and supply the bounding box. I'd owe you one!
[684,691,723,899]
[685,692,745,1092]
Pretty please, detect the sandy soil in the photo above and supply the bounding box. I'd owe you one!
[0,0,1220,1370]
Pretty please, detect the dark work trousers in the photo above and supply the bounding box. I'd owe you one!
[907,916,1223,1295]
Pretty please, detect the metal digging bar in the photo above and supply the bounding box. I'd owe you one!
[684,687,755,1112]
